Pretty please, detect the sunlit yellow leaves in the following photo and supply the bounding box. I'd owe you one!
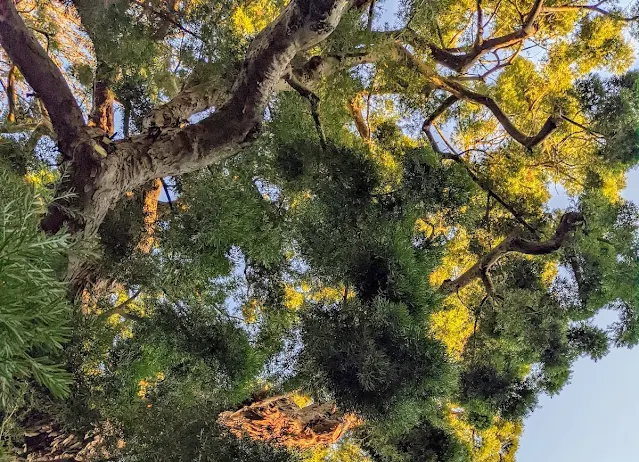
[541,9,580,38]
[283,285,305,310]
[283,282,352,311]
[137,371,165,399]
[540,260,558,288]
[425,0,476,48]
[575,16,634,75]
[448,409,522,462]
[290,190,314,209]
[494,58,546,116]
[241,298,261,323]
[430,303,475,360]
[290,391,312,409]
[429,228,479,288]
[455,111,499,151]
[231,0,286,37]
[370,147,402,190]
[24,169,57,189]
[241,281,351,323]
[303,440,372,462]
[600,168,626,203]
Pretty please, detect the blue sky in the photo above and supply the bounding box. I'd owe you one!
[372,0,639,460]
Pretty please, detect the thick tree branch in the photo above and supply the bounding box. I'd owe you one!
[438,77,559,148]
[0,0,89,155]
[128,0,351,176]
[423,95,459,129]
[88,63,115,136]
[146,51,374,130]
[439,212,584,294]
[475,0,484,48]
[399,46,559,149]
[405,0,544,73]
[20,0,353,242]
[143,76,230,128]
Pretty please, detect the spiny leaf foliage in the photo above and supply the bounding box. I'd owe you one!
[0,168,71,409]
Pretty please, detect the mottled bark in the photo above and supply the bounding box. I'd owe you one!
[143,77,230,128]
[0,1,89,155]
[148,52,374,130]
[1,0,354,249]
[348,94,370,140]
[137,178,163,253]
[88,64,115,136]
[10,413,111,461]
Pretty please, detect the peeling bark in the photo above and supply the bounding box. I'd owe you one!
[88,64,115,136]
[137,178,163,254]
[10,412,113,461]
[218,395,360,449]
[0,0,90,155]
[148,52,374,130]
[348,94,370,140]
[143,75,231,128]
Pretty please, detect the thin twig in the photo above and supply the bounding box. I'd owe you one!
[98,288,142,320]
[131,0,203,40]
[160,178,175,212]
[425,125,538,235]
[285,76,327,151]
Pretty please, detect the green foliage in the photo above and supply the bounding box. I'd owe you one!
[359,410,470,462]
[395,420,470,462]
[567,323,610,361]
[0,167,71,409]
[576,72,639,165]
[299,297,453,416]
[561,190,639,345]
[5,1,639,460]
[163,164,286,280]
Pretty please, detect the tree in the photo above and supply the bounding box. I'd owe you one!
[0,167,71,457]
[1,0,639,460]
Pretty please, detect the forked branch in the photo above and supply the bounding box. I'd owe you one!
[439,212,584,294]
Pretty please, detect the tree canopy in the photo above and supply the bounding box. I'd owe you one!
[1,0,639,460]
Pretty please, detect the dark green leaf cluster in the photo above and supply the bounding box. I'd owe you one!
[576,72,639,165]
[300,297,452,416]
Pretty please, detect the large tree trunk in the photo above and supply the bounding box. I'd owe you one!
[0,0,355,252]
